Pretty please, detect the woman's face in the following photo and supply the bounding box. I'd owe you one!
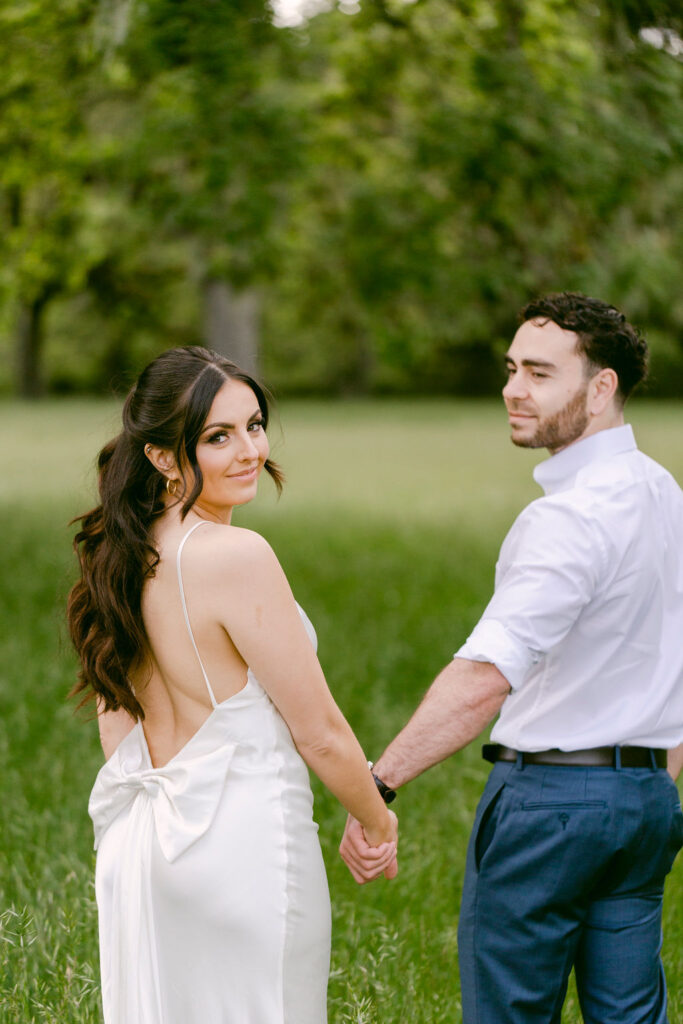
[191,379,270,523]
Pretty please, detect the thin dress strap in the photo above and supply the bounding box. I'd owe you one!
[176,521,218,709]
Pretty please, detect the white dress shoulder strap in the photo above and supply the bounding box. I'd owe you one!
[176,521,218,709]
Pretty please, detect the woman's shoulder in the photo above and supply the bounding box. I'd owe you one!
[187,522,280,578]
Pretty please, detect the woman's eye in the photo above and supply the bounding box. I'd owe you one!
[208,431,229,444]
[248,420,264,432]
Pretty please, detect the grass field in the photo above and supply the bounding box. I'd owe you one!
[1,397,682,1023]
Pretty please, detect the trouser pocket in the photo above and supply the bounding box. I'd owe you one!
[473,777,507,871]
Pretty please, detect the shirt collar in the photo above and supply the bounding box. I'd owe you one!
[533,424,637,496]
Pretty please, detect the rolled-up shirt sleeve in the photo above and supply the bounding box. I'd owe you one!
[454,498,607,690]
[456,618,542,690]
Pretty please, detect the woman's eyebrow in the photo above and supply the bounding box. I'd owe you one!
[202,410,262,431]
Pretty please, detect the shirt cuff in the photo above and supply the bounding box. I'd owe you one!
[454,618,540,690]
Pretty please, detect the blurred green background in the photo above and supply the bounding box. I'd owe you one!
[1,0,682,398]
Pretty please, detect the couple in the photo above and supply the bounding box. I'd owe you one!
[69,292,683,1024]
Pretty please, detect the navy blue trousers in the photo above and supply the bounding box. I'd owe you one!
[458,760,683,1024]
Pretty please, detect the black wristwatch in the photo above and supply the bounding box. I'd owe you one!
[368,761,397,804]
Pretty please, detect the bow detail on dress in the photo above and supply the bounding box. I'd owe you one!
[89,723,236,863]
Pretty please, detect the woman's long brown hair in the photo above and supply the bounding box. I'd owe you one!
[66,346,283,720]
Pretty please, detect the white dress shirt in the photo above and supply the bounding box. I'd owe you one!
[456,424,683,751]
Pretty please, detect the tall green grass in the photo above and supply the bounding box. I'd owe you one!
[1,398,682,1023]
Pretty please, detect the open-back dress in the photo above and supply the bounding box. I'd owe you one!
[88,522,331,1024]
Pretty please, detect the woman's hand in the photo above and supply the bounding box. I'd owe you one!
[339,811,398,884]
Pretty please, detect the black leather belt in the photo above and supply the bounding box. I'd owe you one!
[482,743,667,769]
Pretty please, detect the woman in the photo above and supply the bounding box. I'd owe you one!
[67,347,397,1024]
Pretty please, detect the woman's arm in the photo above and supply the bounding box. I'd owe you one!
[97,699,136,760]
[208,529,397,855]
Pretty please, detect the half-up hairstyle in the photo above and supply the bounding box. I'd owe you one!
[67,346,283,720]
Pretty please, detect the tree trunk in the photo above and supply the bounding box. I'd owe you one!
[337,310,374,395]
[202,279,260,376]
[16,296,48,398]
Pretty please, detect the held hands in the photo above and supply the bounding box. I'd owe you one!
[339,812,398,884]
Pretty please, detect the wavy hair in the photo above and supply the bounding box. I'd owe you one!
[67,346,283,720]
[520,292,649,404]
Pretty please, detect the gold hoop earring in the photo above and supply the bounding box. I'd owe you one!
[166,478,179,497]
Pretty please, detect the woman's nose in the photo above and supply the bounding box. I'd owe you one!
[237,433,259,459]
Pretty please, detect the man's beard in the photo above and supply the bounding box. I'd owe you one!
[511,385,590,451]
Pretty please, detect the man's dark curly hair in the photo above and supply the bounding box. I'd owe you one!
[520,292,649,405]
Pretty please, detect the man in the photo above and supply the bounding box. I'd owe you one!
[341,292,683,1024]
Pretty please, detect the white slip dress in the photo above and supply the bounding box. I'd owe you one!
[88,522,331,1024]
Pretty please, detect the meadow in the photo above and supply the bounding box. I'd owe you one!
[1,397,682,1023]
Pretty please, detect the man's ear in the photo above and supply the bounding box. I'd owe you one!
[588,367,619,415]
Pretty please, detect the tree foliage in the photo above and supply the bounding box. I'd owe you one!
[0,0,681,396]
[263,0,683,394]
[0,0,100,393]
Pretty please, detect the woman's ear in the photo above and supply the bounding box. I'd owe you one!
[144,443,177,477]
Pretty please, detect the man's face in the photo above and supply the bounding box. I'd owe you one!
[503,319,593,454]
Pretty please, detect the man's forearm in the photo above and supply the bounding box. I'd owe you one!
[373,658,510,791]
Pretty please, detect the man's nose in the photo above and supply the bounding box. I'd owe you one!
[503,372,527,401]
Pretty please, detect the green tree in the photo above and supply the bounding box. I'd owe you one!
[1,0,681,396]
[103,0,308,372]
[263,0,683,394]
[0,0,101,395]
[1,0,309,392]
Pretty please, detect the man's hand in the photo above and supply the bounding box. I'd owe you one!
[339,813,398,884]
